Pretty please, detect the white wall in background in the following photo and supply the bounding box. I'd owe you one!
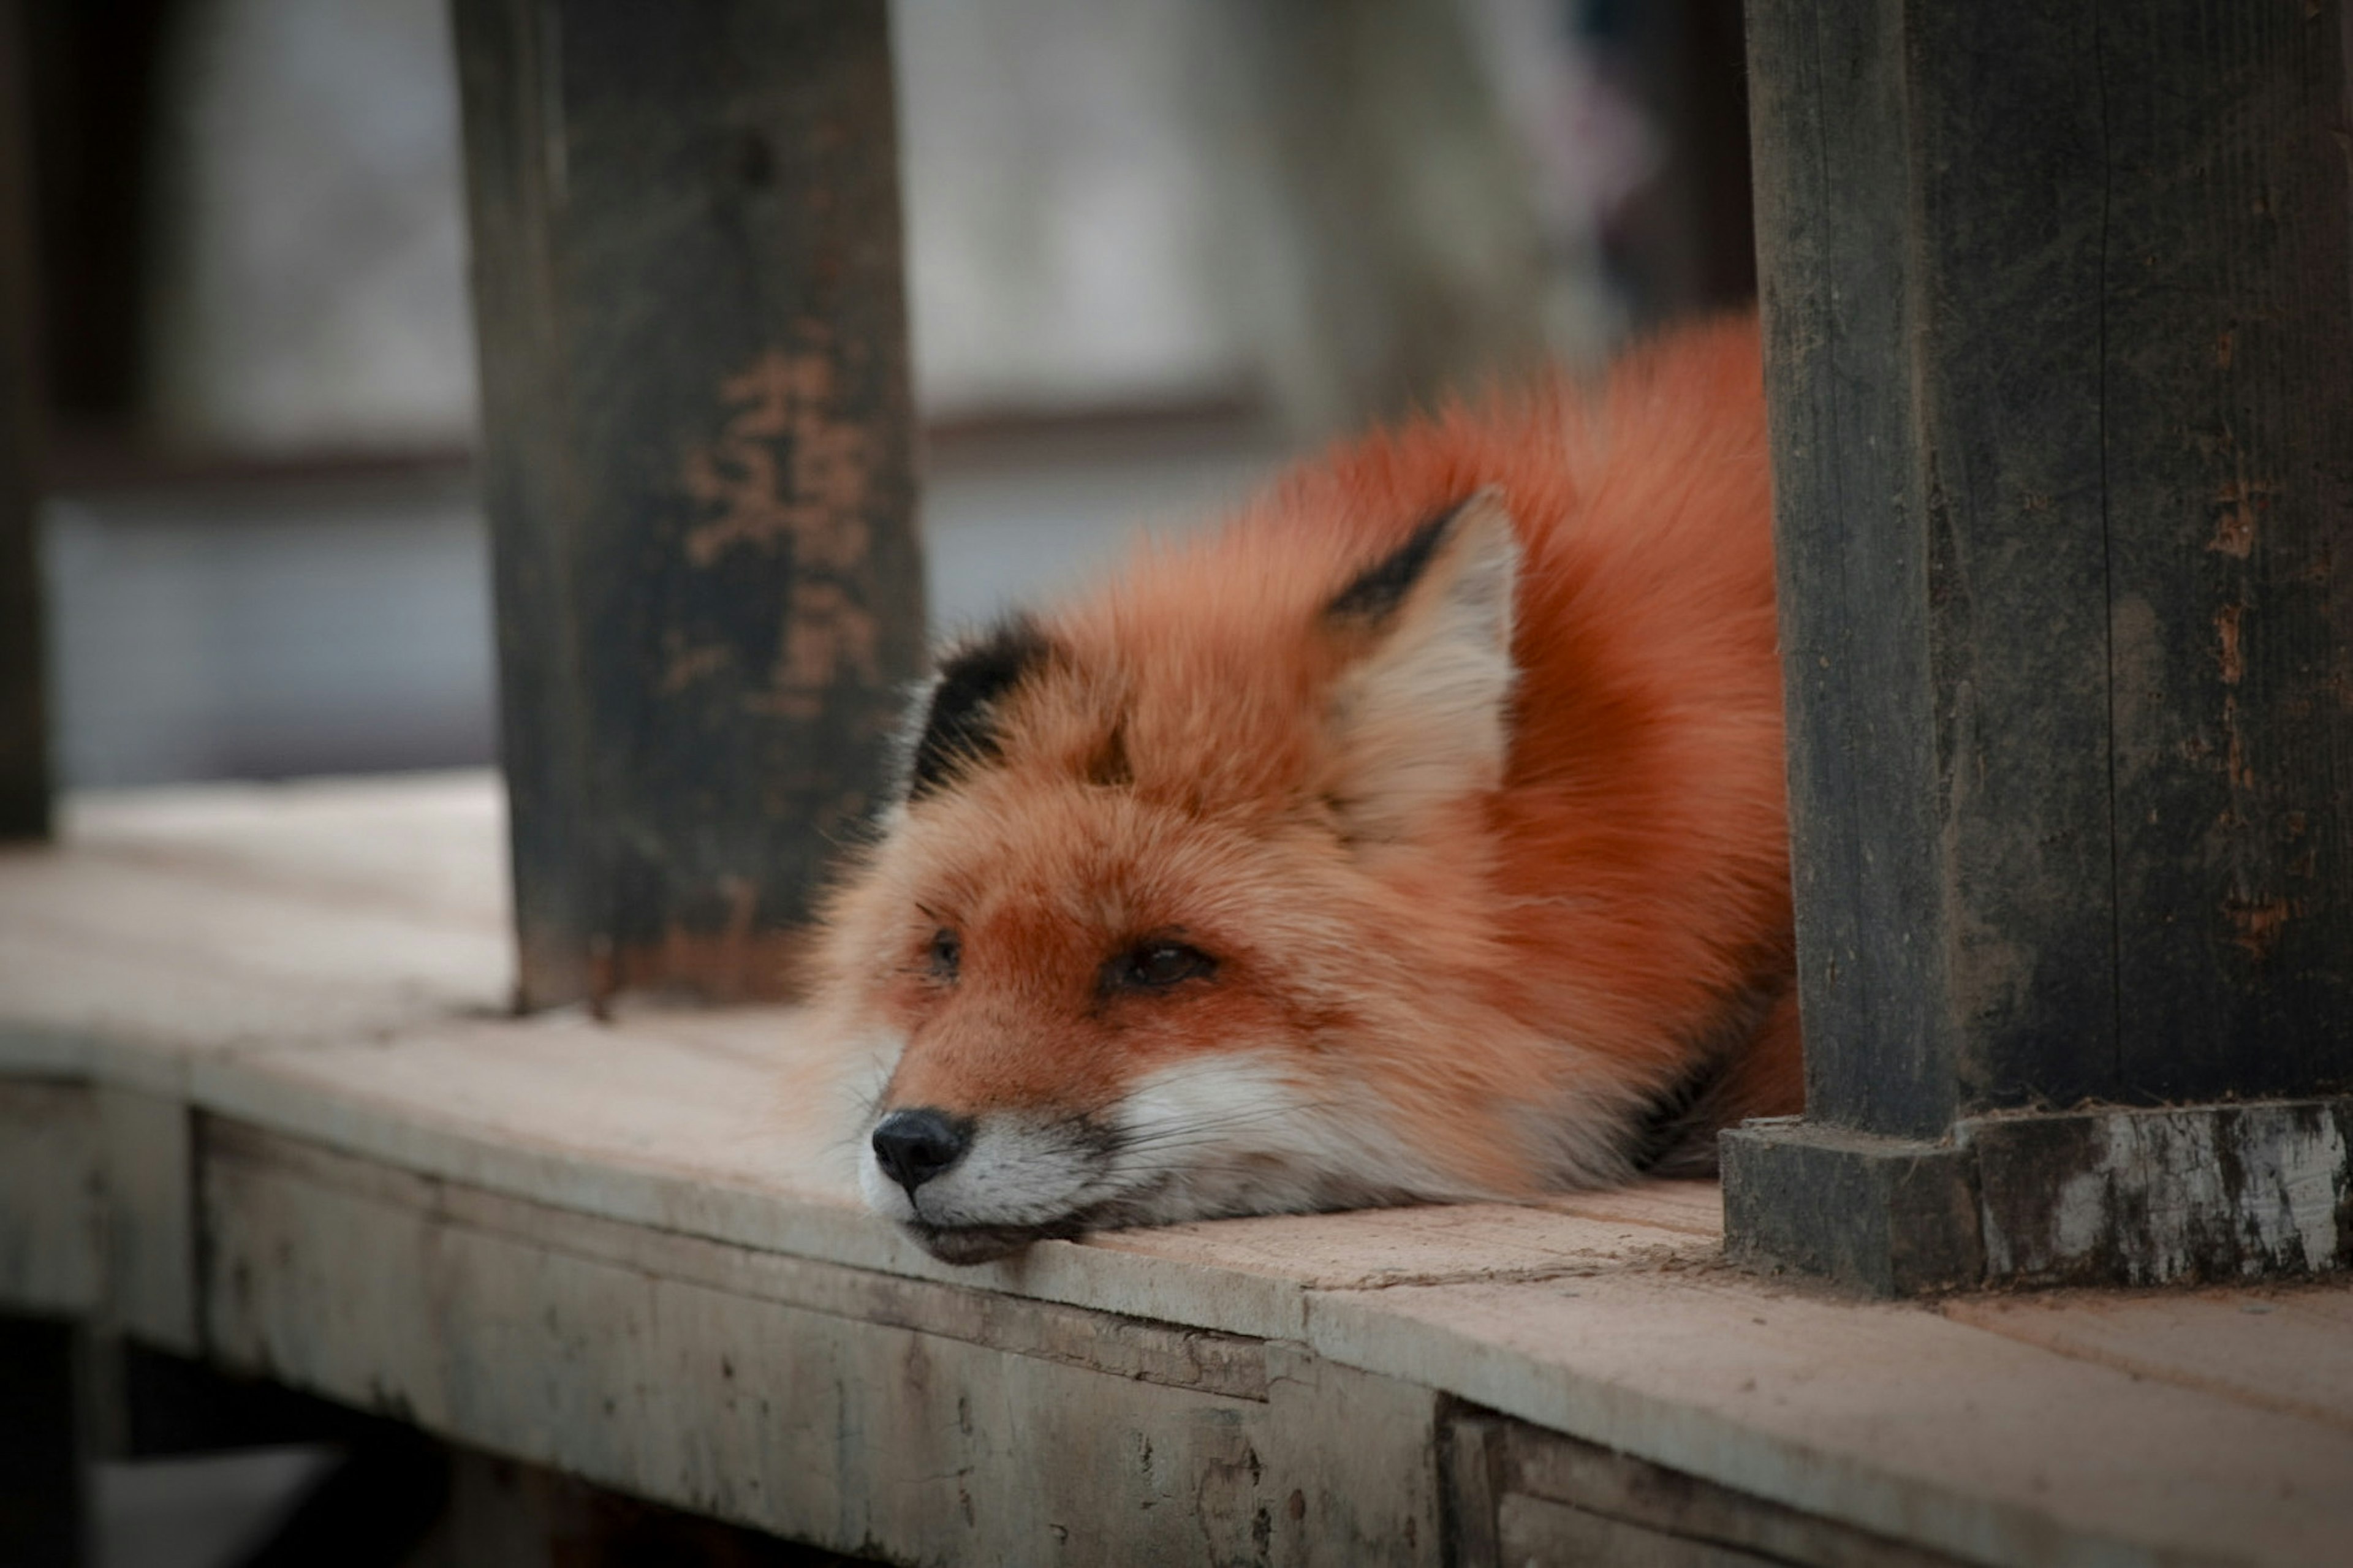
[150,0,479,455]
[893,0,1254,418]
[145,0,1264,449]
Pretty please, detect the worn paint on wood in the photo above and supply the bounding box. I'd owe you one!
[453,0,925,1008]
[1738,0,2353,1293]
[1726,1099,2353,1294]
[2092,4,2353,1102]
[204,1122,1442,1567]
[1751,0,2353,1131]
[1719,1121,1985,1297]
[1966,1099,2353,1287]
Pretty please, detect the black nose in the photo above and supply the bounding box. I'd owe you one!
[871,1108,972,1195]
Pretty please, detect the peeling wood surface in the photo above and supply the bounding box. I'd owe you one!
[1751,0,2353,1131]
[2,776,2352,1566]
[1966,1100,2353,1286]
[453,0,925,1008]
[207,1123,1442,1567]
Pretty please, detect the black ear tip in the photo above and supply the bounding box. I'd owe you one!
[906,616,1056,800]
[1324,493,1485,627]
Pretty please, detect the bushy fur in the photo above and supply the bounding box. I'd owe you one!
[814,316,1797,1264]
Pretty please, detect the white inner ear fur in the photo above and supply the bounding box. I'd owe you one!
[1325,489,1521,841]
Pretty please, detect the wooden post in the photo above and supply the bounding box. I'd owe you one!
[0,0,50,843]
[452,0,925,1009]
[1725,0,2353,1293]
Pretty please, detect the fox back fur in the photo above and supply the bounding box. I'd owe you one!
[816,314,1797,1264]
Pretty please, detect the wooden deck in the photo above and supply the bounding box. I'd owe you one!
[2,774,2348,1566]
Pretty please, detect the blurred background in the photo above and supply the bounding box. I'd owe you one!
[13,0,1751,1559]
[22,0,1751,790]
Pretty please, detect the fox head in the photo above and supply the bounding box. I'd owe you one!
[815,488,1654,1264]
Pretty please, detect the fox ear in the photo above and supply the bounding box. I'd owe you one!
[904,616,1056,801]
[1320,488,1520,841]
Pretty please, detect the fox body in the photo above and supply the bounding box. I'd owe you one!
[815,315,1798,1264]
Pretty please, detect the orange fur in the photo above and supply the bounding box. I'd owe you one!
[816,314,1797,1261]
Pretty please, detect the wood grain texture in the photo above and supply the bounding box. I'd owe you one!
[1943,1286,2353,1438]
[6,780,2353,1566]
[1750,0,2353,1134]
[204,1123,1444,1567]
[453,0,925,1007]
[2094,2,2353,1100]
[1310,1273,2353,1568]
[1965,1098,2353,1286]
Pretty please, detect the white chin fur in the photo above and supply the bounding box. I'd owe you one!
[857,1051,1489,1237]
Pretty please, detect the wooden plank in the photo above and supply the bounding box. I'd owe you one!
[2095,1,2353,1099]
[1746,0,1985,1138]
[61,772,508,930]
[1942,1287,2353,1437]
[0,852,507,1064]
[188,1010,1718,1344]
[208,1121,1272,1404]
[203,1123,1445,1566]
[1306,1273,2353,1568]
[0,854,506,1001]
[1487,1418,1966,1568]
[0,0,48,844]
[0,1078,100,1316]
[1965,1099,2353,1286]
[95,1084,195,1352]
[1736,0,2353,1295]
[1752,0,2353,1129]
[452,0,925,1007]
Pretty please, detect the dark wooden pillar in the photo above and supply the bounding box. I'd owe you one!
[1725,0,2353,1293]
[452,0,925,1009]
[0,0,50,843]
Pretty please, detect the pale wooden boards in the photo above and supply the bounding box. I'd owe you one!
[1311,1274,2353,1567]
[3,773,2351,1567]
[0,773,510,1085]
[206,1121,1446,1567]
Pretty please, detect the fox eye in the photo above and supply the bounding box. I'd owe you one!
[927,928,961,980]
[1110,941,1216,992]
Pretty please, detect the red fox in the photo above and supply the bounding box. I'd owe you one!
[814,314,1797,1264]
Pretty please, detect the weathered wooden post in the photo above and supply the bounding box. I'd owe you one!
[1724,0,2353,1292]
[452,0,925,1009]
[0,0,48,845]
